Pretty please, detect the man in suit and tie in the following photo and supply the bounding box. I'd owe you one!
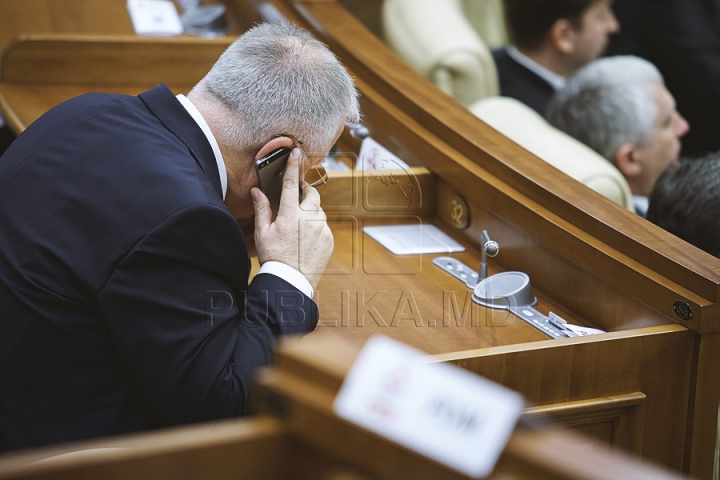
[0,22,359,451]
[494,0,619,116]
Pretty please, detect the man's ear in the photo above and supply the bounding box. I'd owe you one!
[614,144,643,178]
[254,136,295,161]
[549,19,577,54]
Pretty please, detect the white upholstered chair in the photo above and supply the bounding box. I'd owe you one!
[382,0,507,106]
[382,1,632,210]
[470,96,634,210]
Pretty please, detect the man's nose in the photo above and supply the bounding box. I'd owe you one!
[674,112,690,138]
[607,10,620,33]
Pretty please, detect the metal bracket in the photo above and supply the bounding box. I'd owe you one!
[432,256,479,289]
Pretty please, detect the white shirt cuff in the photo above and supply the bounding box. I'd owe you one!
[258,261,314,298]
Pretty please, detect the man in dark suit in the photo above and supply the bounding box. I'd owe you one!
[607,0,720,157]
[494,0,619,116]
[0,22,359,451]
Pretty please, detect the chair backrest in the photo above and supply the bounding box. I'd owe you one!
[382,0,505,106]
[470,96,634,210]
[462,0,507,49]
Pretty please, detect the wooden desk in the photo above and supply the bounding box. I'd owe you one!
[314,166,694,466]
[0,0,247,132]
[0,0,243,51]
[0,334,692,480]
[0,1,718,477]
[0,0,137,50]
[0,35,235,132]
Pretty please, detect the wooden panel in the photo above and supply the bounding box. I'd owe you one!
[0,0,241,53]
[0,417,382,480]
[1,36,231,86]
[0,0,240,133]
[0,334,690,480]
[689,332,720,478]
[0,417,292,480]
[319,167,435,221]
[0,0,137,50]
[268,320,691,470]
[497,429,686,480]
[526,393,646,454]
[337,0,385,40]
[440,325,692,468]
[0,36,232,131]
[253,332,689,480]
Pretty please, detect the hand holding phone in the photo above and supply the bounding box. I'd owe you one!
[252,146,334,290]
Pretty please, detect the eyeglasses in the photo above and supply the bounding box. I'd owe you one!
[277,134,329,187]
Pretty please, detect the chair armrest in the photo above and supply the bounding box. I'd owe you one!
[470,96,634,210]
[383,0,499,104]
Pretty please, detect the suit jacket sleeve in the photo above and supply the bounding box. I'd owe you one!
[97,202,318,427]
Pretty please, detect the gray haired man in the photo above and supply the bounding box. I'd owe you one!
[547,55,689,216]
[0,22,359,450]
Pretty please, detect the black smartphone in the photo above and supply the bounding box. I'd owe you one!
[255,147,291,219]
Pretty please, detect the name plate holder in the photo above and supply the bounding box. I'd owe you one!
[333,336,524,478]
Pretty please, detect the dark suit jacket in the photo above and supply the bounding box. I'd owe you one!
[492,47,556,117]
[607,0,720,156]
[0,84,318,451]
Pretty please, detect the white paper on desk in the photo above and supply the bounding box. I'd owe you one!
[564,324,605,336]
[363,224,465,255]
[357,137,410,171]
[127,0,183,36]
[334,335,524,478]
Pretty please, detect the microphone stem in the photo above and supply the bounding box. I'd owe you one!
[479,230,490,281]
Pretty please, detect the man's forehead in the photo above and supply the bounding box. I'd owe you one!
[652,83,675,115]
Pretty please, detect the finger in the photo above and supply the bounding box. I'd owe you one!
[278,147,303,214]
[299,182,322,210]
[252,187,272,232]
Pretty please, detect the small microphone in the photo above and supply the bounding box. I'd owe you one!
[484,240,499,257]
[479,230,499,281]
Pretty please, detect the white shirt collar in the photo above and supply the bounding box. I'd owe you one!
[633,195,649,217]
[506,45,567,91]
[175,94,228,200]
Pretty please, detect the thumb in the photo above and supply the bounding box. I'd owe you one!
[252,187,272,231]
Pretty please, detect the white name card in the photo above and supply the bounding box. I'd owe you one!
[334,336,524,478]
[127,0,183,36]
